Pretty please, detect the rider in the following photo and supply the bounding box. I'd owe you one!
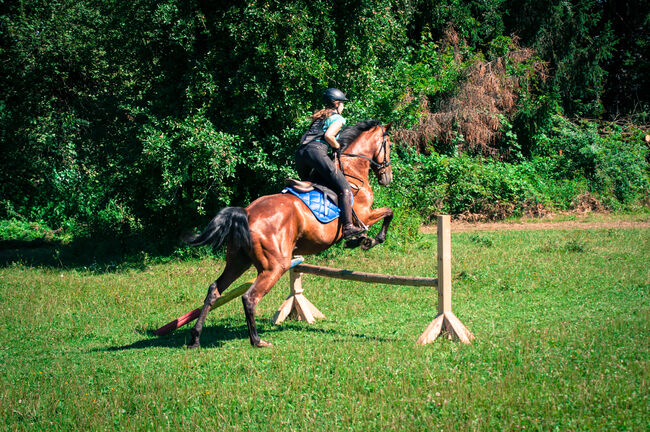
[295,88,366,239]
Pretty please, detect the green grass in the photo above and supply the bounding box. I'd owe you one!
[510,211,650,224]
[1,227,648,431]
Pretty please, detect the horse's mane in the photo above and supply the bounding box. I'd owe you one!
[338,120,381,151]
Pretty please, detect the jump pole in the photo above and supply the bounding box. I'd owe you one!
[273,215,474,344]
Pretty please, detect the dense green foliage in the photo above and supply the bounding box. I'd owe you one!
[381,116,649,222]
[1,227,648,430]
[1,0,648,239]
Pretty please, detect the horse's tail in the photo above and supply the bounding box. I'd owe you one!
[185,207,251,252]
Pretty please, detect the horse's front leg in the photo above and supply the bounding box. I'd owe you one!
[345,206,393,250]
[361,206,393,250]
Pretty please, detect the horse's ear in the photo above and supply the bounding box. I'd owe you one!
[385,122,393,132]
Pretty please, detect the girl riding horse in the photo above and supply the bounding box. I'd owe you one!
[295,88,366,239]
[184,111,394,348]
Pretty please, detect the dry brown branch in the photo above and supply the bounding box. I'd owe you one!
[394,28,547,157]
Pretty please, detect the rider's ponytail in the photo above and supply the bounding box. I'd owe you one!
[310,108,336,121]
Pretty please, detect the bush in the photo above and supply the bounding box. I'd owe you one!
[386,118,649,222]
[0,218,71,244]
[387,146,545,220]
[531,116,650,205]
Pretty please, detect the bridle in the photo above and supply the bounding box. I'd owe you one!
[340,124,391,171]
[337,124,391,189]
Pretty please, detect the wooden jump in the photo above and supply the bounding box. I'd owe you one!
[155,215,473,345]
[290,263,438,286]
[273,215,474,345]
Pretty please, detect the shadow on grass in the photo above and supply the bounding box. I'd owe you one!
[0,234,216,273]
[98,319,393,352]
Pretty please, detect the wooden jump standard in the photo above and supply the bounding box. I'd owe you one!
[155,215,473,344]
[273,215,474,344]
[418,214,474,344]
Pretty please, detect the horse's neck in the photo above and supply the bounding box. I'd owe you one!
[341,156,370,179]
[342,137,373,182]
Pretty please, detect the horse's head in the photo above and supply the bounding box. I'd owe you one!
[339,120,393,186]
[371,123,393,186]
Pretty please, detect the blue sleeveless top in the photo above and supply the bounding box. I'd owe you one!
[323,114,346,136]
[300,114,347,146]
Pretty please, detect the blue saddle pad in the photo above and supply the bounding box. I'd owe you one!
[283,187,347,224]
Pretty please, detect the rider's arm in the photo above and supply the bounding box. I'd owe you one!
[324,120,344,150]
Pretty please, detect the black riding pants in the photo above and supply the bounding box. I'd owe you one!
[295,142,349,194]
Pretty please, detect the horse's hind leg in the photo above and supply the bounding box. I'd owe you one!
[241,267,284,348]
[187,252,251,349]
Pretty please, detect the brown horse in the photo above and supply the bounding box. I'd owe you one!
[186,120,394,348]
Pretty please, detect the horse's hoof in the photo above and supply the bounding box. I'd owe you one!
[361,237,375,250]
[253,340,273,348]
[344,236,364,249]
[187,341,201,349]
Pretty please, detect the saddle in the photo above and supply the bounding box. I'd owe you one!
[283,178,356,224]
[285,178,339,206]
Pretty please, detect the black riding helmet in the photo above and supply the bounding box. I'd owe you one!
[322,88,349,107]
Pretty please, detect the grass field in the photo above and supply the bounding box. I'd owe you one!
[1,225,648,431]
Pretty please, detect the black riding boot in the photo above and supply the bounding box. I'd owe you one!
[339,189,365,239]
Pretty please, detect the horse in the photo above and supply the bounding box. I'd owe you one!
[186,120,394,348]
